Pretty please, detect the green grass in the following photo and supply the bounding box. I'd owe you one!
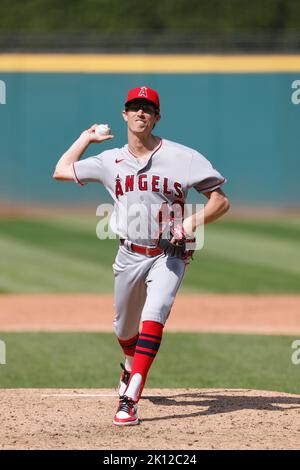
[0,332,299,394]
[0,217,116,293]
[0,216,300,293]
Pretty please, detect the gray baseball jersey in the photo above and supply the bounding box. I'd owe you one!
[73,138,226,245]
[72,138,226,338]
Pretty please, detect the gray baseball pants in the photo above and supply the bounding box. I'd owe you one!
[112,244,188,339]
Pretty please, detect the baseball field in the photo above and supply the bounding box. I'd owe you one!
[1,2,300,451]
[0,212,300,449]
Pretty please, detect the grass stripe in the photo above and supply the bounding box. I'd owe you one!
[0,219,117,264]
[216,219,300,243]
[0,332,299,394]
[204,229,300,275]
[0,217,299,293]
[0,235,113,292]
[183,253,300,293]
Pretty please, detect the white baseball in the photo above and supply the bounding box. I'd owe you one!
[95,124,110,136]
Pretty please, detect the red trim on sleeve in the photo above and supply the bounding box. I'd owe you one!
[72,162,84,186]
[196,177,227,193]
[206,177,227,191]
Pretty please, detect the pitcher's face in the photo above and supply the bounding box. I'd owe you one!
[123,99,160,133]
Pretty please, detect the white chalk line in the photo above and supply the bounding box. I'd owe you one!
[41,392,165,398]
[42,393,118,398]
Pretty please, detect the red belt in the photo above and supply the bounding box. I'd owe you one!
[120,239,163,257]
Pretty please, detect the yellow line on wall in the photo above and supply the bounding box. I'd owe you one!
[1,54,300,73]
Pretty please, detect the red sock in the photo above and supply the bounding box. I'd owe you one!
[117,333,139,359]
[124,321,163,402]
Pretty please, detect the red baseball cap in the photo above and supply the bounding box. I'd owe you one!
[125,86,160,111]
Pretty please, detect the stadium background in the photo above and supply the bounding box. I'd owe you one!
[0,0,300,450]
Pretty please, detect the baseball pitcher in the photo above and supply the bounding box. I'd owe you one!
[53,86,230,426]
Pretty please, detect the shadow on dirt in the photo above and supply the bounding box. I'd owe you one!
[141,390,300,422]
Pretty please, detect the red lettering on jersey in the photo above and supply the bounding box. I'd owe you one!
[125,175,134,192]
[152,175,160,192]
[171,200,185,224]
[138,174,148,191]
[174,182,183,199]
[115,174,124,198]
[163,177,172,195]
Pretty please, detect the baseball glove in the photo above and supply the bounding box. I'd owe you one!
[157,219,195,259]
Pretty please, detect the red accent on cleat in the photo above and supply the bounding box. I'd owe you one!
[113,395,139,426]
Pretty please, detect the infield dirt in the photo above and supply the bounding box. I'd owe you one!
[1,293,300,450]
[1,388,300,450]
[1,293,300,335]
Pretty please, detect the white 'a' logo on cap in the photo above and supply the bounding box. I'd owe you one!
[138,87,148,98]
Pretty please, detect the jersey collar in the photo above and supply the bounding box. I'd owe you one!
[125,138,163,162]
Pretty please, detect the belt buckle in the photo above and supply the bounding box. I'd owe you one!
[145,246,152,257]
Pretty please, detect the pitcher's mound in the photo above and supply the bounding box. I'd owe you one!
[1,388,300,450]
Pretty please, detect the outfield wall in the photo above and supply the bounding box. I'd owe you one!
[0,55,299,207]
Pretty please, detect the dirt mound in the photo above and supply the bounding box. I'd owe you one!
[1,388,300,450]
[1,294,300,335]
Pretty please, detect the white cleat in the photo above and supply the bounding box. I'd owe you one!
[113,395,139,426]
